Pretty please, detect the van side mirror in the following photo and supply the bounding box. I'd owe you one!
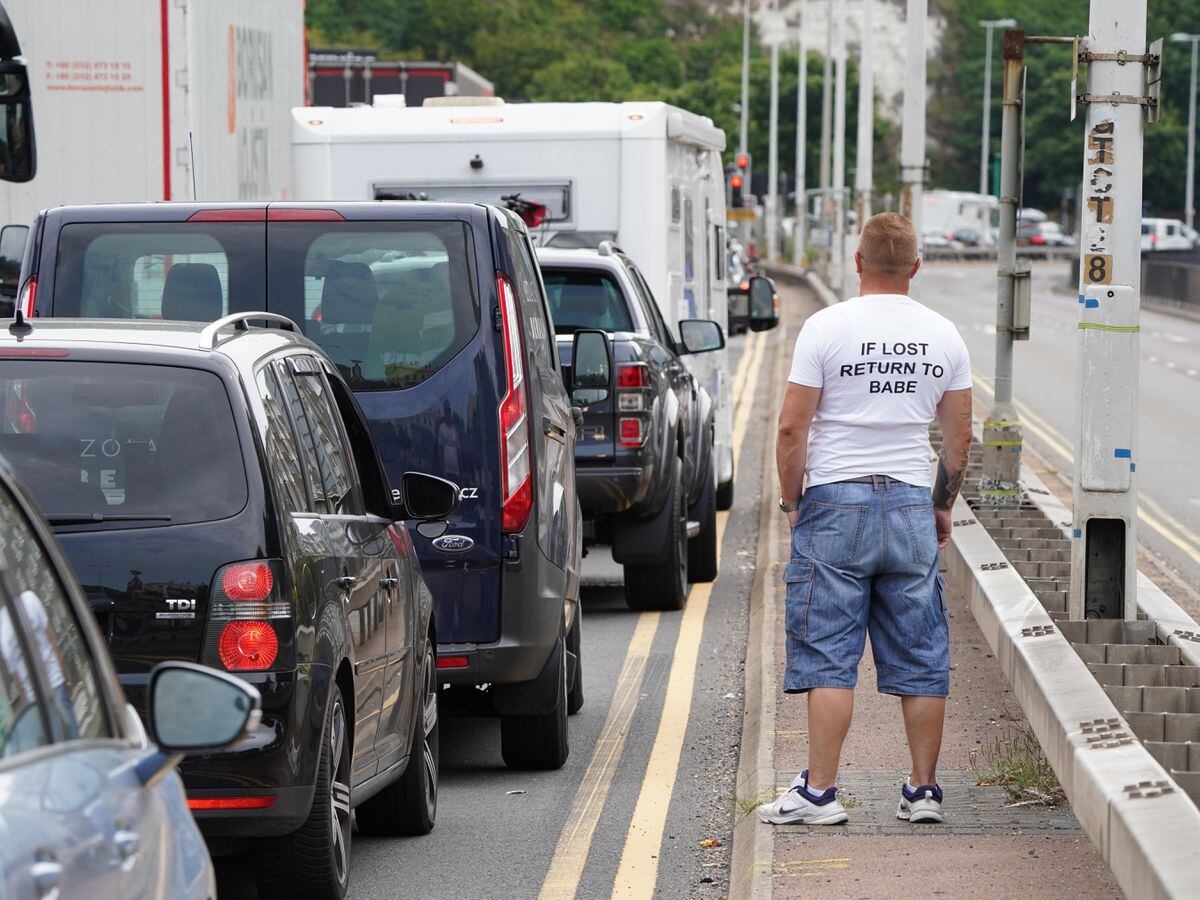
[0,223,25,301]
[0,61,34,183]
[570,328,612,403]
[400,471,460,521]
[749,275,780,331]
[678,319,725,354]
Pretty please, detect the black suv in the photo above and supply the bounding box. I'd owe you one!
[537,245,724,610]
[0,313,459,900]
[19,201,585,771]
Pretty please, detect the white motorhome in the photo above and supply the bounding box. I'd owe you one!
[292,99,737,502]
[922,190,999,244]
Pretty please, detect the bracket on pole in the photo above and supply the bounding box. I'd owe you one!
[1073,37,1164,124]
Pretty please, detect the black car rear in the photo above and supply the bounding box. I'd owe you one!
[20,200,583,771]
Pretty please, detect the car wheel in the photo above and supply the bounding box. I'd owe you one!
[716,476,734,512]
[500,636,569,770]
[254,683,352,900]
[566,610,584,715]
[355,633,439,836]
[687,454,719,583]
[624,459,690,611]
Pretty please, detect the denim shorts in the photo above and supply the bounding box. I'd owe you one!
[782,478,950,697]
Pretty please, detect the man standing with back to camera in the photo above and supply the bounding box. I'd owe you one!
[759,212,974,826]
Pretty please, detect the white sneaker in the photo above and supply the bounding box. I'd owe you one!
[758,770,849,825]
[897,782,944,824]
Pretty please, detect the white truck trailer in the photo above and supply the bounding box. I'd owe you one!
[292,99,737,502]
[0,0,304,227]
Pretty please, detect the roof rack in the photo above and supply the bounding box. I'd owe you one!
[199,312,300,350]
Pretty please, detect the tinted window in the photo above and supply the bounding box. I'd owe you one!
[0,488,111,743]
[507,231,555,362]
[255,366,308,514]
[274,363,328,514]
[51,223,264,319]
[0,362,247,526]
[542,269,634,335]
[266,222,479,391]
[0,580,51,757]
[627,263,676,344]
[290,363,362,516]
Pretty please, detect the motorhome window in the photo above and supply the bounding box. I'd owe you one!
[542,269,634,335]
[712,225,724,282]
[0,362,248,526]
[684,197,695,280]
[373,183,571,222]
[52,223,265,319]
[671,187,681,225]
[266,221,479,392]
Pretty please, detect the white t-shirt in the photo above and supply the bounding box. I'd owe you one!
[788,293,972,488]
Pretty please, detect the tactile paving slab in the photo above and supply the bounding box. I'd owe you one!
[773,770,1085,836]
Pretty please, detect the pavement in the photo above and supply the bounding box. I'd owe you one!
[912,259,1200,618]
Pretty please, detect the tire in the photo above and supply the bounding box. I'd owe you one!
[716,476,734,512]
[624,460,690,611]
[500,637,570,770]
[254,683,352,900]
[566,610,584,715]
[355,634,439,836]
[687,455,719,583]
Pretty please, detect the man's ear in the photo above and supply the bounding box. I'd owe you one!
[854,251,864,276]
[908,257,922,279]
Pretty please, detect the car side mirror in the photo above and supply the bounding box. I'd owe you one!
[748,275,780,331]
[570,328,612,404]
[148,662,261,753]
[0,61,34,183]
[678,319,725,354]
[400,471,461,521]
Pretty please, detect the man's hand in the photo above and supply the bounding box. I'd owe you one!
[934,507,952,549]
[788,508,801,529]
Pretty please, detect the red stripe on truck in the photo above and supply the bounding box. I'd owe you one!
[159,0,171,200]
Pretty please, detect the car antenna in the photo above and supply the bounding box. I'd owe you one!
[9,307,31,337]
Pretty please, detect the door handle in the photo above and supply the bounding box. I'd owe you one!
[381,577,399,590]
[336,575,357,591]
[30,859,62,897]
[114,828,140,860]
[543,417,567,444]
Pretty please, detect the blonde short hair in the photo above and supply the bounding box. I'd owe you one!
[858,213,919,279]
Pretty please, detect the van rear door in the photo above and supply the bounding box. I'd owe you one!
[263,205,504,646]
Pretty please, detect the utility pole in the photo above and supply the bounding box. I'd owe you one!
[793,3,808,266]
[766,4,783,261]
[980,29,1027,507]
[1172,33,1199,229]
[979,19,1017,199]
[899,0,927,242]
[1070,0,1155,620]
[832,0,847,296]
[820,0,833,192]
[739,0,751,157]
[854,0,874,227]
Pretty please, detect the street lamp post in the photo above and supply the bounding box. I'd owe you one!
[739,0,751,157]
[1172,33,1200,229]
[979,18,1017,199]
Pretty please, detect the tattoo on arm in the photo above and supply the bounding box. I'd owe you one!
[932,443,970,511]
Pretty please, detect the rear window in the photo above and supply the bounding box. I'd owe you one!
[0,362,247,526]
[541,269,634,335]
[51,223,265,319]
[266,222,479,391]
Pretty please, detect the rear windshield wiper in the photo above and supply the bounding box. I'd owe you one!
[46,513,173,525]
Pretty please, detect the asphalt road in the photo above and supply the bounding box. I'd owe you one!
[913,260,1200,603]
[216,303,799,899]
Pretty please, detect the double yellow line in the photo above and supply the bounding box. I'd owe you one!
[538,330,771,900]
[972,371,1200,567]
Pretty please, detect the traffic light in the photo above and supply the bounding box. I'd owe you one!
[730,173,744,208]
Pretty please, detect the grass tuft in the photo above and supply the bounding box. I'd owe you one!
[969,718,1065,807]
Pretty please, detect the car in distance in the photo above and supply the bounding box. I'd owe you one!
[1028,221,1073,247]
[1141,217,1194,252]
[0,448,261,900]
[18,200,584,772]
[538,244,727,610]
[0,313,458,900]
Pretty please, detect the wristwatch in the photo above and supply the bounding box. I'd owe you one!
[779,497,801,514]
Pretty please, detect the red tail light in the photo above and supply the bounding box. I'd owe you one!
[1031,235,1045,245]
[497,273,533,534]
[218,620,279,671]
[436,655,470,669]
[188,796,277,811]
[187,208,267,222]
[5,387,35,434]
[222,563,274,602]
[617,364,649,389]
[18,277,35,316]
[619,417,645,448]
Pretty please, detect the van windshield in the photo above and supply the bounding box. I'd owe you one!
[0,362,247,526]
[541,269,634,334]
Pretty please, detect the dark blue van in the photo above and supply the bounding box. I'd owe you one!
[19,200,584,769]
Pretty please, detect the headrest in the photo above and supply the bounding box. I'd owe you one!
[161,263,223,322]
[321,261,377,327]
